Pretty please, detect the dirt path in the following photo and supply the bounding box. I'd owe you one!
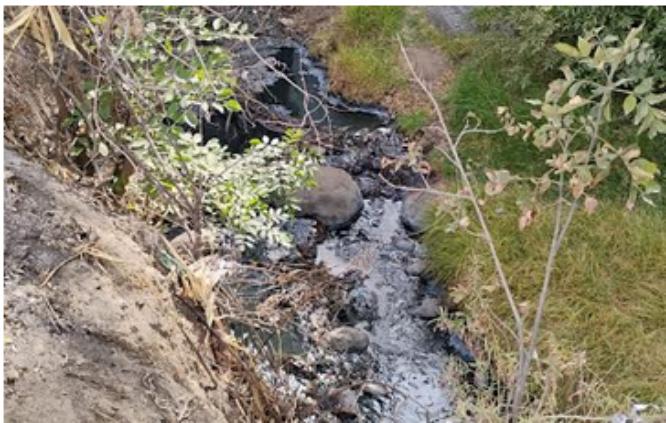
[4,149,231,422]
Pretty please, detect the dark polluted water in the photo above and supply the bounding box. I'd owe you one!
[317,199,453,422]
[258,45,391,131]
[230,39,457,422]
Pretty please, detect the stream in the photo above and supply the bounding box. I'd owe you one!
[225,38,467,422]
[316,199,452,421]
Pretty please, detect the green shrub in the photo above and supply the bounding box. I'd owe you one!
[473,6,666,88]
[424,191,666,413]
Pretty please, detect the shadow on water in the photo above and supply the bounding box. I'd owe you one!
[258,46,390,131]
[198,43,389,154]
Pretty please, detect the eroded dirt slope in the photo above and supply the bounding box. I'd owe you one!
[4,149,230,422]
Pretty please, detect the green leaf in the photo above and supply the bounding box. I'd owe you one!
[623,94,637,115]
[224,98,242,112]
[554,42,580,58]
[646,93,666,105]
[90,15,107,26]
[629,158,660,185]
[634,77,653,95]
[643,180,661,195]
[98,91,113,122]
[164,38,173,55]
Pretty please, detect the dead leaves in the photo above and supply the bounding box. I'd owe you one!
[5,6,82,63]
[485,169,513,196]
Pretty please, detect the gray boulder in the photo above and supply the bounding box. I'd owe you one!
[400,191,438,234]
[297,166,363,230]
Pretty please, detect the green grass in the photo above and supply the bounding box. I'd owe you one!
[340,6,405,41]
[442,49,549,177]
[321,7,408,103]
[396,109,429,136]
[424,190,666,413]
[328,42,405,102]
[422,15,666,417]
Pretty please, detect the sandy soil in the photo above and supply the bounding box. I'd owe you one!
[4,149,231,422]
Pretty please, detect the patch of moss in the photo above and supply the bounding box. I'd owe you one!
[424,189,666,413]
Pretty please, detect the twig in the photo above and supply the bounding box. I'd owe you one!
[397,35,525,349]
[38,246,88,287]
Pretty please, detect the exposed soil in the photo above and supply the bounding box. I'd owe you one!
[3,149,232,422]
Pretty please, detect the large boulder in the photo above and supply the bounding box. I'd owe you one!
[400,191,438,234]
[297,166,363,230]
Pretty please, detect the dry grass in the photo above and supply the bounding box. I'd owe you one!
[425,188,666,416]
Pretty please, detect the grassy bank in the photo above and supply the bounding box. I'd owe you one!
[424,190,666,413]
[312,6,407,103]
[311,6,456,123]
[424,7,666,417]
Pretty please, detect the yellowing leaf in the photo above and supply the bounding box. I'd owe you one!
[484,169,513,196]
[560,95,589,114]
[554,42,580,58]
[577,37,592,57]
[620,146,641,162]
[518,208,535,231]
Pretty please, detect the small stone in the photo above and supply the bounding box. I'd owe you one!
[284,218,319,258]
[323,326,370,353]
[327,388,360,417]
[394,238,415,253]
[278,17,295,27]
[357,176,380,198]
[406,260,426,276]
[410,297,441,319]
[361,382,389,397]
[5,368,19,384]
[347,287,378,322]
[400,191,438,234]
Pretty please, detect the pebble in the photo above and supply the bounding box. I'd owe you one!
[406,259,426,276]
[323,326,370,353]
[410,297,441,319]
